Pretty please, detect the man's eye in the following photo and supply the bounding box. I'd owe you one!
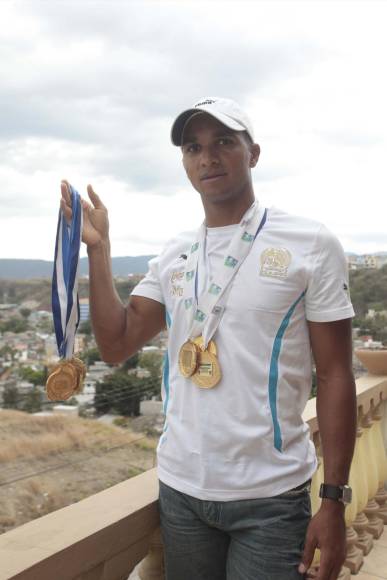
[186,143,199,153]
[218,137,233,145]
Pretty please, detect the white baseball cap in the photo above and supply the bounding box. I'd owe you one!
[171,97,255,146]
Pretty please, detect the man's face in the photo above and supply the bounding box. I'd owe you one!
[181,114,260,203]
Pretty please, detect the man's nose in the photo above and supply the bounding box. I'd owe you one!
[199,146,220,166]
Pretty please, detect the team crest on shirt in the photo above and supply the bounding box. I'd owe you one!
[260,247,292,279]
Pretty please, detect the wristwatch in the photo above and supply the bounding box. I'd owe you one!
[319,483,352,505]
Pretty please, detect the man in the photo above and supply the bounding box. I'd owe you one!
[61,97,357,580]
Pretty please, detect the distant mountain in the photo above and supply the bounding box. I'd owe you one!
[0,256,156,279]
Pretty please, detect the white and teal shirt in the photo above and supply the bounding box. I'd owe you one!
[131,206,355,501]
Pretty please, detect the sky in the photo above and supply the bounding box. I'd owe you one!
[0,0,386,261]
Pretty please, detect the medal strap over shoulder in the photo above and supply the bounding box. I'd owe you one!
[182,201,268,349]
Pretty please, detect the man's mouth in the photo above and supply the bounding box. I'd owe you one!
[200,173,227,182]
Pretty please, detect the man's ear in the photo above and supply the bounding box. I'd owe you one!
[249,143,260,168]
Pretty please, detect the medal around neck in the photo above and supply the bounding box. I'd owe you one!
[179,203,268,389]
[46,185,86,401]
[178,335,221,389]
[178,336,219,382]
[178,340,199,378]
[191,347,221,389]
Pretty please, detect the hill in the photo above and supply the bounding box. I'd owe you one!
[349,264,387,317]
[0,409,157,535]
[0,277,142,310]
[0,256,156,279]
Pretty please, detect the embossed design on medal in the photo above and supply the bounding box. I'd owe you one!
[46,357,86,401]
[178,341,199,378]
[191,336,221,389]
[260,247,292,279]
[191,349,221,389]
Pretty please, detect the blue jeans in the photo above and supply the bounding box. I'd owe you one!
[159,480,311,580]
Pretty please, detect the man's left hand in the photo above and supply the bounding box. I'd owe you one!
[298,501,347,580]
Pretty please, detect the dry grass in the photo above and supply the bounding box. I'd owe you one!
[0,410,157,536]
[0,410,139,463]
[133,437,158,451]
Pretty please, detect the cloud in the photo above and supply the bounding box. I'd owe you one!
[314,129,382,148]
[0,1,386,259]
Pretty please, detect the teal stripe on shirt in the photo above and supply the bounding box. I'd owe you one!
[162,309,172,418]
[268,291,306,452]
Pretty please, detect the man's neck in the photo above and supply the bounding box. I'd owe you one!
[203,192,256,227]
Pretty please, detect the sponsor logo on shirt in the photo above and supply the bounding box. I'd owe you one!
[170,270,184,297]
[343,282,351,299]
[260,247,292,279]
[224,256,238,268]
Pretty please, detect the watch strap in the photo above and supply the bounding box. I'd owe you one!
[319,483,352,504]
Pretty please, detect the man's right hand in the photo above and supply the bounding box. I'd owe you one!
[60,180,109,248]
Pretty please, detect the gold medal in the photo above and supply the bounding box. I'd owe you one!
[178,341,199,378]
[70,357,87,394]
[46,357,86,401]
[192,335,217,356]
[191,349,222,389]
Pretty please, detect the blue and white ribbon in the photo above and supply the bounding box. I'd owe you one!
[52,185,83,359]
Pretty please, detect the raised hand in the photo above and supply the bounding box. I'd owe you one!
[60,180,109,248]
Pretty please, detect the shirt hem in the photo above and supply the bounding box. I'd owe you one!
[131,288,165,305]
[157,459,318,501]
[306,306,355,323]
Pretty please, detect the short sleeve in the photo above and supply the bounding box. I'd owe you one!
[131,254,165,305]
[305,225,355,322]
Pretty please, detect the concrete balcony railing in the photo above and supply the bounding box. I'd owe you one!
[0,375,386,580]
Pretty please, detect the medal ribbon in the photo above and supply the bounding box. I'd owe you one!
[183,201,267,349]
[51,185,83,359]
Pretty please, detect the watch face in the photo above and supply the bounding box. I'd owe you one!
[342,485,352,504]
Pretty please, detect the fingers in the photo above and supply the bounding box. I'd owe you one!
[60,198,72,224]
[87,184,106,210]
[299,534,317,576]
[60,180,72,225]
[314,553,334,580]
[61,180,72,206]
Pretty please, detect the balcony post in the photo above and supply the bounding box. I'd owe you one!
[361,408,384,538]
[138,527,165,580]
[372,398,387,524]
[352,420,374,555]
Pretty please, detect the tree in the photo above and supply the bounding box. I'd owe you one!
[94,371,149,417]
[3,384,20,409]
[80,347,101,366]
[121,352,140,371]
[94,381,111,415]
[0,345,16,362]
[19,366,48,387]
[22,387,42,413]
[139,351,163,380]
[20,308,31,319]
[0,317,29,333]
[79,319,92,335]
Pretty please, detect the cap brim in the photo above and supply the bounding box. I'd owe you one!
[171,107,246,146]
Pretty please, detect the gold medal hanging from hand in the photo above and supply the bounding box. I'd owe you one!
[46,357,87,401]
